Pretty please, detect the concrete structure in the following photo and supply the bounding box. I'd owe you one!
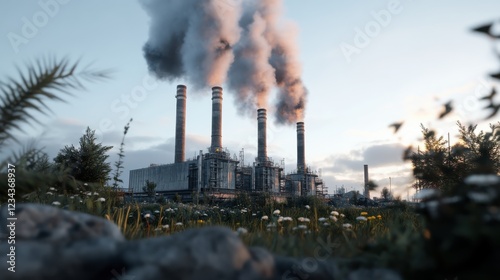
[174,85,187,163]
[210,86,223,153]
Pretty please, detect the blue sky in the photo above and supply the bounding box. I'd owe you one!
[1,0,499,198]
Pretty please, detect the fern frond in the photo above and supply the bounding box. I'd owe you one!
[0,57,111,148]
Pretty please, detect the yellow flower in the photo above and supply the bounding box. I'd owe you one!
[377,215,382,219]
[368,216,376,220]
[197,219,204,224]
[360,212,368,216]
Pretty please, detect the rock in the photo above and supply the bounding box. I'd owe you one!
[123,226,274,280]
[0,203,124,243]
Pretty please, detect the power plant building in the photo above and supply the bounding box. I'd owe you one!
[128,85,324,198]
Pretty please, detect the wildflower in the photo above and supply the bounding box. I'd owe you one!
[318,217,327,222]
[52,201,61,206]
[175,222,183,226]
[266,222,277,228]
[330,215,338,222]
[277,216,284,223]
[273,209,280,216]
[154,210,160,214]
[49,187,57,191]
[292,226,298,231]
[261,215,269,221]
[96,197,106,202]
[305,205,310,210]
[323,222,330,226]
[85,192,92,196]
[283,217,293,222]
[356,216,367,221]
[252,213,257,217]
[360,212,368,216]
[343,223,352,229]
[368,216,376,220]
[377,215,382,219]
[69,196,74,199]
[241,209,247,213]
[144,213,151,218]
[236,227,248,235]
[93,192,99,196]
[331,211,339,216]
[340,214,345,218]
[220,209,225,212]
[298,217,310,223]
[154,227,162,232]
[162,224,170,229]
[298,225,307,230]
[79,200,83,203]
[197,220,204,224]
[46,192,53,195]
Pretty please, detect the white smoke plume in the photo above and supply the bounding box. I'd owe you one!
[141,0,307,124]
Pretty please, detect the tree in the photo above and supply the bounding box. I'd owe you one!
[411,122,500,194]
[143,180,157,197]
[54,127,113,185]
[381,187,392,200]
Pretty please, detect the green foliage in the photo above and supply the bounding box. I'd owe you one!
[54,127,113,187]
[0,57,109,201]
[380,187,392,200]
[142,180,157,197]
[112,118,133,189]
[410,122,500,194]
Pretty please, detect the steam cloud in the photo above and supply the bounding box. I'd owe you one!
[141,0,307,124]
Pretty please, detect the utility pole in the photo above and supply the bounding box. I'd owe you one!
[389,177,392,193]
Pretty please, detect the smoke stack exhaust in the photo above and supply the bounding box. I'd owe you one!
[257,108,268,162]
[364,164,370,198]
[174,85,187,163]
[211,86,223,152]
[297,122,305,172]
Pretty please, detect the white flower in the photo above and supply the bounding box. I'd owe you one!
[236,227,248,235]
[464,174,500,186]
[343,223,352,229]
[154,227,162,232]
[292,226,298,231]
[305,205,310,210]
[252,213,257,217]
[96,197,105,202]
[93,192,99,196]
[298,225,307,230]
[85,192,92,196]
[162,224,170,229]
[283,217,293,222]
[323,222,330,226]
[414,188,439,200]
[340,214,345,218]
[46,192,53,195]
[241,209,247,213]
[277,216,284,223]
[49,187,56,191]
[220,209,225,212]
[273,209,280,216]
[175,222,183,226]
[318,217,327,222]
[356,216,367,221]
[266,222,277,228]
[154,210,160,214]
[298,217,310,223]
[261,215,269,221]
[144,213,151,218]
[52,201,61,206]
[330,215,338,222]
[331,211,339,216]
[69,196,74,199]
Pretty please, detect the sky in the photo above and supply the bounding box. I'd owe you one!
[1,0,499,199]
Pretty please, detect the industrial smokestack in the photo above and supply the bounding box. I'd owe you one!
[257,108,267,162]
[297,122,305,172]
[364,164,370,198]
[211,86,223,152]
[174,85,187,163]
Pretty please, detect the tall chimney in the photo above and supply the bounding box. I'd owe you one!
[297,122,305,172]
[257,108,267,162]
[211,86,223,152]
[363,164,370,198]
[174,85,186,163]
